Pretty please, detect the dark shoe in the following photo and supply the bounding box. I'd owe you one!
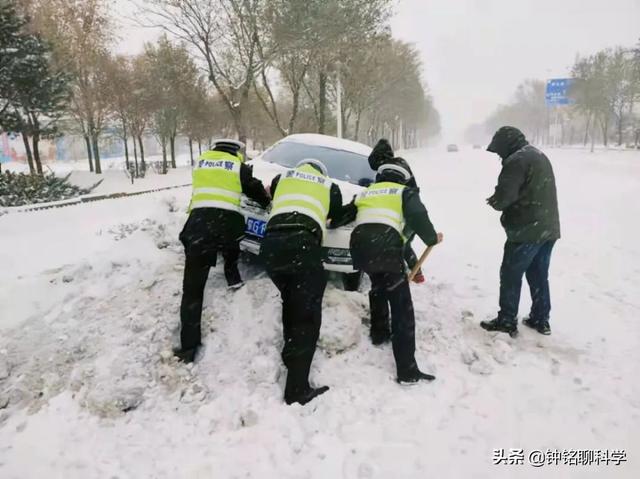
[397,369,436,385]
[227,280,245,291]
[173,346,198,363]
[370,328,391,345]
[285,386,330,406]
[480,317,518,337]
[523,317,551,335]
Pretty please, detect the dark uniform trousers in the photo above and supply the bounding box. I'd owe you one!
[180,246,240,350]
[268,267,327,396]
[368,271,418,375]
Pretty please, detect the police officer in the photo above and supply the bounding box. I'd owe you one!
[367,138,425,283]
[260,158,352,405]
[351,163,443,384]
[175,139,270,363]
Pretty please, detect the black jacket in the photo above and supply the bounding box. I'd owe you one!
[487,127,561,243]
[260,172,352,272]
[179,153,270,258]
[350,184,438,274]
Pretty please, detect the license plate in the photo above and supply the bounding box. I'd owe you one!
[245,217,267,238]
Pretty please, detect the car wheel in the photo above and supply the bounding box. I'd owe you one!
[342,271,363,291]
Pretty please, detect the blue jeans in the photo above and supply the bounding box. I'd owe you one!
[499,240,556,323]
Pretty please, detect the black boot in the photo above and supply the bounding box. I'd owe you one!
[523,317,551,335]
[224,262,243,289]
[285,385,330,405]
[284,356,329,406]
[173,346,199,363]
[397,366,436,384]
[480,317,518,337]
[370,327,391,345]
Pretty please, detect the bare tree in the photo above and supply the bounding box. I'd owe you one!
[127,54,155,176]
[139,0,267,143]
[104,55,133,170]
[30,0,115,173]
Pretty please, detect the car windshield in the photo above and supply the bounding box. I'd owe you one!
[261,141,375,186]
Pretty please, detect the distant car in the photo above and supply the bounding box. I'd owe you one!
[238,133,374,290]
[447,144,459,152]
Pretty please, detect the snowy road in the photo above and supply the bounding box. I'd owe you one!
[0,147,639,478]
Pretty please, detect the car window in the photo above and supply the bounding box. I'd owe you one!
[261,141,375,186]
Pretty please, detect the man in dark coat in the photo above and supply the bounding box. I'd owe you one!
[175,139,271,363]
[480,126,561,337]
[367,139,425,283]
[351,163,443,384]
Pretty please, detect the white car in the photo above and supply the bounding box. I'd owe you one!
[238,133,374,290]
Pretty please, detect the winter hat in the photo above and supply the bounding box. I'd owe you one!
[213,138,245,157]
[368,138,394,170]
[296,158,328,176]
[487,126,528,160]
[377,163,411,184]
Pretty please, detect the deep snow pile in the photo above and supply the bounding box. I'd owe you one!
[0,147,639,478]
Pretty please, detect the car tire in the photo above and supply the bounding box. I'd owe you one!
[342,271,363,291]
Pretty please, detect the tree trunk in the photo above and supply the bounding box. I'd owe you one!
[189,138,194,166]
[122,120,130,171]
[170,135,176,169]
[617,107,624,146]
[32,133,43,175]
[288,87,301,135]
[600,117,609,147]
[318,70,327,134]
[84,134,94,172]
[22,133,35,175]
[161,138,167,174]
[92,134,102,174]
[583,113,592,146]
[198,140,202,155]
[132,134,139,178]
[354,110,362,142]
[138,135,146,172]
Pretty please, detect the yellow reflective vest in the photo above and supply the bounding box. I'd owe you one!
[355,181,406,240]
[270,164,331,233]
[189,150,243,212]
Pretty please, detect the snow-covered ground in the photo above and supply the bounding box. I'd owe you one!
[0,147,638,478]
[2,154,193,197]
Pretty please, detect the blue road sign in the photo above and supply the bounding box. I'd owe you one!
[545,78,574,106]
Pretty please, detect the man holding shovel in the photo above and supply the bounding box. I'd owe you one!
[350,162,443,384]
[367,138,427,283]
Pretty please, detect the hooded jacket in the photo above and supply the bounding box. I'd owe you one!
[368,139,418,189]
[487,126,560,243]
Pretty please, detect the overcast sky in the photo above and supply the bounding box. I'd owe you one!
[115,0,640,141]
[391,0,640,140]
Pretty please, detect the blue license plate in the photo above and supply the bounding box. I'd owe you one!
[245,217,267,238]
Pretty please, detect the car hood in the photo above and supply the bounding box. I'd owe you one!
[250,158,364,199]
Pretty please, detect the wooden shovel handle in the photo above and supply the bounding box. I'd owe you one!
[407,245,435,282]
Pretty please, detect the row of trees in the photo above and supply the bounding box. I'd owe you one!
[467,41,640,149]
[1,0,440,176]
[571,45,640,148]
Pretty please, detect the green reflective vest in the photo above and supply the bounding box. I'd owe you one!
[189,150,243,212]
[355,181,406,240]
[270,164,331,233]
